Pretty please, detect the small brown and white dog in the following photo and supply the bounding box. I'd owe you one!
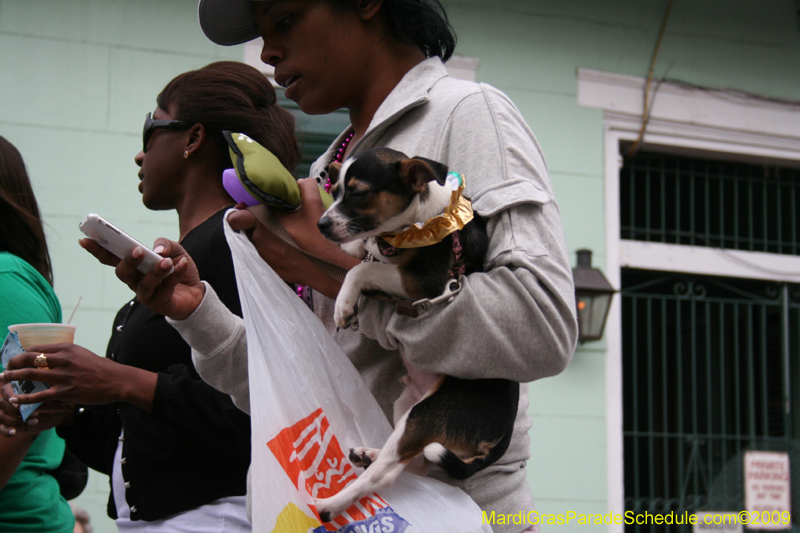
[314,147,519,523]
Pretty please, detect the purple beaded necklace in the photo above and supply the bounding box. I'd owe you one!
[297,131,356,302]
[323,130,355,193]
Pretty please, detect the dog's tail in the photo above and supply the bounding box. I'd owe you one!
[422,432,513,480]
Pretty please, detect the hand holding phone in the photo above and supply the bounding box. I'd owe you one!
[79,214,172,274]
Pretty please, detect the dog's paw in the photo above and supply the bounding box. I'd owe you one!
[334,298,358,329]
[349,447,379,469]
[318,508,333,523]
[314,498,338,523]
[335,269,367,329]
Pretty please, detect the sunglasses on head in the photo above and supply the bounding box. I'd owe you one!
[142,112,192,152]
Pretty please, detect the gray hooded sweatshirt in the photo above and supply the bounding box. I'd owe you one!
[170,57,578,533]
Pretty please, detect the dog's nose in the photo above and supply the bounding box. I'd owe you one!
[317,216,333,235]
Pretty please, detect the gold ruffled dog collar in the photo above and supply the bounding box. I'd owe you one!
[380,173,474,249]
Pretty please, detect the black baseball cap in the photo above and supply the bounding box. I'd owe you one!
[197,0,262,46]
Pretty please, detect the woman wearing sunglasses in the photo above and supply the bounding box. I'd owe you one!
[0,61,301,531]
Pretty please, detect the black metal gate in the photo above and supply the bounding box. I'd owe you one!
[621,269,800,531]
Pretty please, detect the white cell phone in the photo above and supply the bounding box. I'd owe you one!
[79,213,172,274]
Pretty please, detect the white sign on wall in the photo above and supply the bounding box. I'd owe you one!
[744,451,791,530]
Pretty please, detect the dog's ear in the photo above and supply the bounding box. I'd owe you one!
[399,157,450,191]
[414,157,449,186]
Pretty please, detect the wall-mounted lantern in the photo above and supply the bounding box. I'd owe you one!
[572,249,616,343]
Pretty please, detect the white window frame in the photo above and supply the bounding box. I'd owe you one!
[578,68,800,533]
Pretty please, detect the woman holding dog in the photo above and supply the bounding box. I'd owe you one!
[24,1,577,532]
[237,1,579,525]
[0,62,302,530]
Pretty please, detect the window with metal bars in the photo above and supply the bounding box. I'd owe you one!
[619,148,800,531]
[621,269,800,532]
[620,151,800,255]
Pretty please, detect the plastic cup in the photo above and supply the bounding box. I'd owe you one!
[7,323,76,350]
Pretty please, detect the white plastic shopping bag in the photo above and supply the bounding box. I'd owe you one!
[224,215,492,533]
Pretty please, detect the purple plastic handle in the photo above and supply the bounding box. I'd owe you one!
[222,168,259,206]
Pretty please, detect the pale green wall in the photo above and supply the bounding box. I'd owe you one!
[1,1,799,532]
[445,1,799,529]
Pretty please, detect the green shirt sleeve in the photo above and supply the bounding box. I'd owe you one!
[0,253,62,339]
[0,252,73,533]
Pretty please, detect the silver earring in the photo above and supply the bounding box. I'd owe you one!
[183,150,189,159]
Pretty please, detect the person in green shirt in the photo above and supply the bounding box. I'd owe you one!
[0,135,74,533]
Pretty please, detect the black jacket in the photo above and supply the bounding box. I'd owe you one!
[59,210,251,521]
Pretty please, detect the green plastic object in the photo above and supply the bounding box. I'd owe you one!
[223,131,333,210]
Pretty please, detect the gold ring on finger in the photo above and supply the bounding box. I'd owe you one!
[33,353,49,369]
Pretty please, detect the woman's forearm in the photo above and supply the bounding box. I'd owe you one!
[0,432,37,490]
[117,366,159,413]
